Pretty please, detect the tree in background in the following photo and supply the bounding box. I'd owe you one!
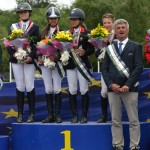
[72,0,150,69]
[16,0,57,7]
[73,0,150,43]
[1,0,150,77]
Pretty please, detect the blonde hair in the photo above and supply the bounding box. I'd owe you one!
[102,13,115,22]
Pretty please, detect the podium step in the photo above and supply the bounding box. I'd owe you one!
[11,122,150,150]
[0,135,9,150]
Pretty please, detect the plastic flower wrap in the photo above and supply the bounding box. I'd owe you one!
[54,31,72,51]
[4,29,25,48]
[53,31,73,66]
[88,23,109,51]
[3,29,31,63]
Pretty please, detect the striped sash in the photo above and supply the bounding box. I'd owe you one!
[10,21,34,36]
[69,48,92,82]
[106,44,130,78]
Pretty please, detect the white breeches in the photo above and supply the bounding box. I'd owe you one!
[12,63,35,92]
[66,68,88,95]
[40,66,61,94]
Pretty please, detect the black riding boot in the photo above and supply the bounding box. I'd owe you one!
[42,94,55,123]
[16,89,24,123]
[55,92,62,123]
[69,93,78,123]
[80,92,89,124]
[27,89,35,123]
[97,96,108,123]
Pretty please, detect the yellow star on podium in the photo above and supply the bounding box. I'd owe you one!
[89,78,101,87]
[2,108,18,119]
[61,87,68,94]
[146,118,150,122]
[143,92,150,99]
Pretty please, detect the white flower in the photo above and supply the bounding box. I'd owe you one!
[60,51,70,66]
[27,47,31,53]
[15,48,27,60]
[44,57,56,69]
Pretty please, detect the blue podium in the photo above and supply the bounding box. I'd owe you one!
[0,135,9,150]
[11,122,150,150]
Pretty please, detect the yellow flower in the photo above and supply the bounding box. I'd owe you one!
[54,31,73,42]
[90,23,109,39]
[8,29,24,40]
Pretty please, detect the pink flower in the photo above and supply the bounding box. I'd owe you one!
[52,40,63,50]
[36,41,58,56]
[23,41,30,49]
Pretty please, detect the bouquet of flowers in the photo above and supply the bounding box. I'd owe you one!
[37,38,56,56]
[36,38,62,69]
[88,23,109,51]
[4,29,31,63]
[53,31,72,65]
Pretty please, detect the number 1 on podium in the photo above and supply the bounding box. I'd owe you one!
[61,130,74,150]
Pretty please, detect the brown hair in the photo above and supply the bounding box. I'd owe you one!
[102,13,115,22]
[81,23,87,29]
[40,23,50,40]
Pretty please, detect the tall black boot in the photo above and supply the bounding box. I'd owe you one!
[80,92,89,124]
[97,96,108,123]
[69,93,78,123]
[27,89,35,123]
[55,92,62,123]
[16,89,24,123]
[42,94,55,123]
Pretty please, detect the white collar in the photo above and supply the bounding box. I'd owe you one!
[74,28,80,33]
[21,20,29,30]
[21,20,29,25]
[117,38,128,45]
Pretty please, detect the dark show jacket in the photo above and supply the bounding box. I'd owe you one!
[7,22,39,64]
[64,27,95,70]
[102,40,143,91]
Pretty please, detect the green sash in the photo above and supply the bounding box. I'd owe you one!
[106,44,130,78]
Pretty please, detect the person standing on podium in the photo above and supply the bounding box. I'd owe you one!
[102,19,143,150]
[6,2,39,123]
[96,13,115,123]
[38,7,63,123]
[66,8,95,124]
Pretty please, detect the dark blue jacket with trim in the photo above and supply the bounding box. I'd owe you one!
[102,40,143,91]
